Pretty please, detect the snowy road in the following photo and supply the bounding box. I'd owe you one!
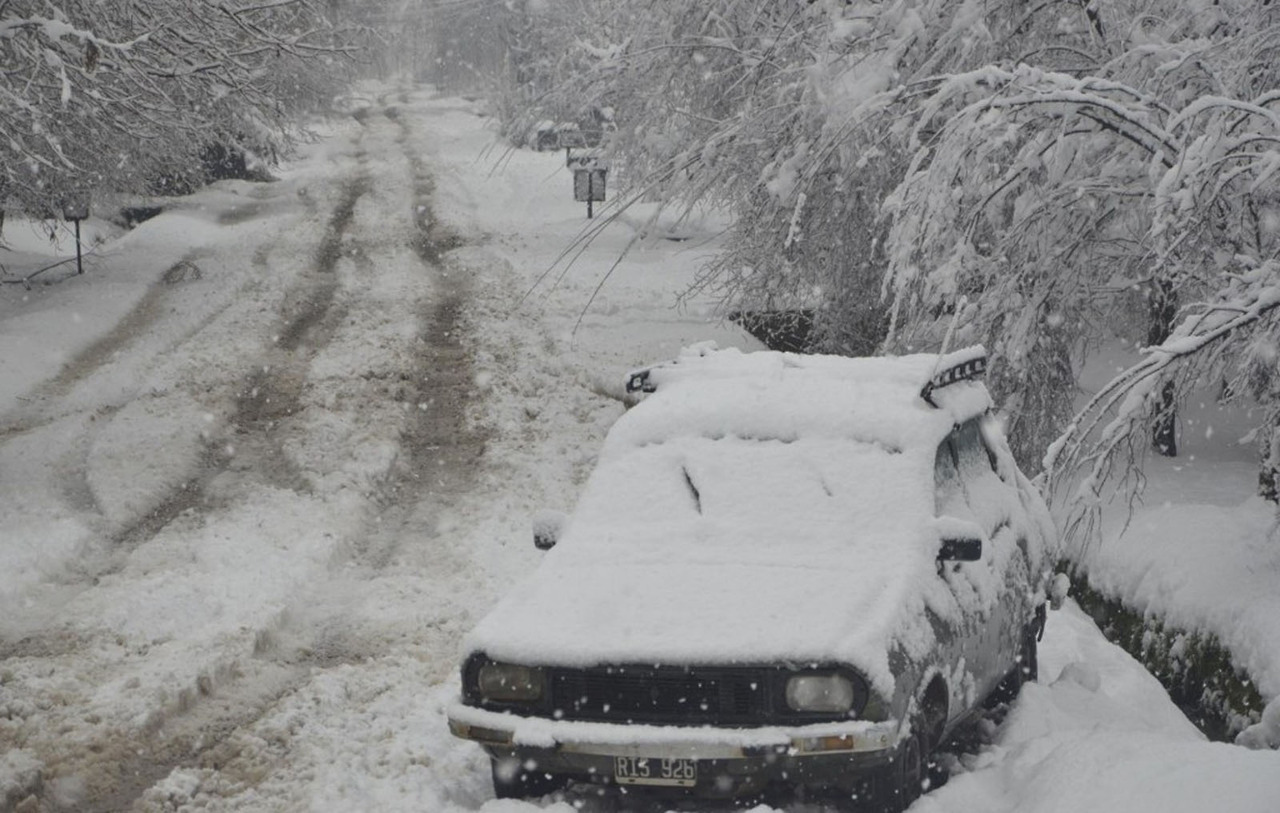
[1,88,499,811]
[3,86,1278,812]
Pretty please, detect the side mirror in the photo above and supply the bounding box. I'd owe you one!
[532,509,568,551]
[937,537,982,562]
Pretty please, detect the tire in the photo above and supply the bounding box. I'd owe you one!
[880,712,936,813]
[491,756,568,800]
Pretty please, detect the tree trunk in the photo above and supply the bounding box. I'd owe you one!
[1260,414,1279,504]
[1148,279,1179,457]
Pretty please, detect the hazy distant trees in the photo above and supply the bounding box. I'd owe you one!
[0,0,360,217]
[365,0,519,96]
[481,0,1280,535]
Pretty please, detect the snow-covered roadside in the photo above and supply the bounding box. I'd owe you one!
[1062,355,1280,745]
[1077,496,1280,714]
[2,83,1278,812]
[918,602,1280,813]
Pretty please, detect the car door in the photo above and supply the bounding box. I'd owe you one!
[933,419,1016,706]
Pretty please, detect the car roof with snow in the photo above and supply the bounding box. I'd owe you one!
[465,345,997,694]
[616,343,992,452]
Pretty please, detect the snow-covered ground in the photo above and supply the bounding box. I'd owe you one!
[1067,354,1280,740]
[1,84,1277,812]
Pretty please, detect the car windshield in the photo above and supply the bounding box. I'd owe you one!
[563,434,935,564]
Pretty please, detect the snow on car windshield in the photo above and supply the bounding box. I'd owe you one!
[563,434,930,564]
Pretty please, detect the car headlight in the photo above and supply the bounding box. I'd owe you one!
[785,673,857,714]
[477,662,546,703]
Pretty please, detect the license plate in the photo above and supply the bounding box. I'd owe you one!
[613,756,697,787]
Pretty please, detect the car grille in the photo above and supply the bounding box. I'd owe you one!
[549,665,772,725]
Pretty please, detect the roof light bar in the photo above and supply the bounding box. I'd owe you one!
[920,354,987,408]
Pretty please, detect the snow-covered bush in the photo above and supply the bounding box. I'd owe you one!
[1072,578,1267,742]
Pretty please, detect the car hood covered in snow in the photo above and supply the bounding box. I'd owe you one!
[465,347,993,696]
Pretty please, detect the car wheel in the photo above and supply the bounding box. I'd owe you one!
[880,715,933,812]
[490,756,568,800]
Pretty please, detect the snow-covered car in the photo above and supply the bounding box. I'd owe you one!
[448,345,1055,809]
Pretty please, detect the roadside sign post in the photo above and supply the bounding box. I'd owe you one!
[567,149,608,219]
[62,193,91,275]
[559,128,587,161]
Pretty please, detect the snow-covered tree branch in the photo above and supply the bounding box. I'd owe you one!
[0,0,361,214]
[878,2,1280,541]
[1045,258,1280,546]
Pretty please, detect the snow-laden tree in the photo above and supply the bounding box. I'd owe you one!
[489,0,1280,541]
[0,0,359,216]
[491,1,1093,352]
[875,2,1280,539]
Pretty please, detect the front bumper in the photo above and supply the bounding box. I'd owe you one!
[448,703,901,798]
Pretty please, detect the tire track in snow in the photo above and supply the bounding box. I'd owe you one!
[57,101,478,813]
[222,165,367,492]
[49,162,372,596]
[2,98,484,813]
[112,97,486,809]
[372,100,483,547]
[118,155,370,548]
[0,138,378,813]
[133,95,496,810]
[249,98,485,671]
[67,164,377,813]
[0,256,202,444]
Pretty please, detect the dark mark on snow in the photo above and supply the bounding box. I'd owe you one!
[162,259,203,284]
[0,254,209,445]
[381,101,485,519]
[217,200,267,226]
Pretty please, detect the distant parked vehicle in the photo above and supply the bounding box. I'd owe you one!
[531,106,615,151]
[449,344,1055,810]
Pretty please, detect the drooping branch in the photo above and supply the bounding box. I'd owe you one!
[1045,261,1280,545]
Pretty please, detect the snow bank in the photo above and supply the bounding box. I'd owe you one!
[86,391,210,527]
[921,603,1280,813]
[0,414,97,603]
[1076,497,1280,701]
